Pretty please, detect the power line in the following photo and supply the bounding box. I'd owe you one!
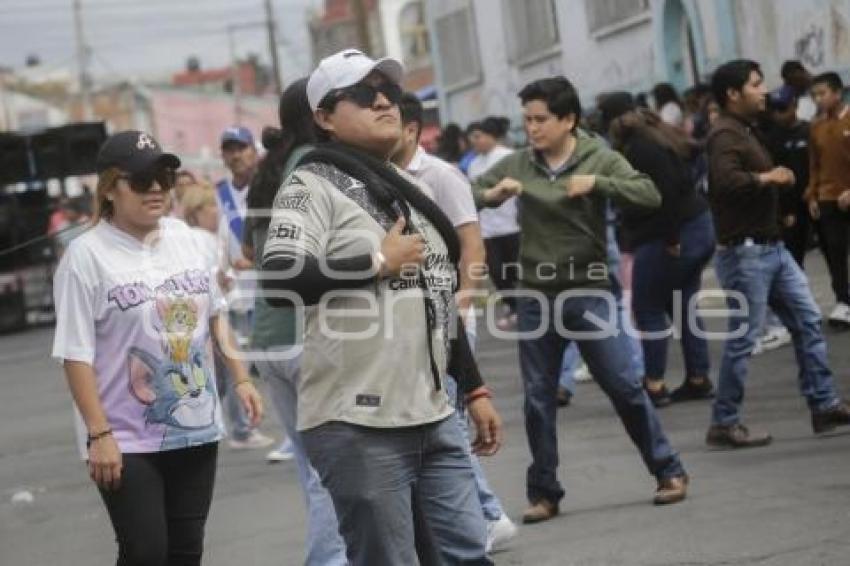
[0,0,261,15]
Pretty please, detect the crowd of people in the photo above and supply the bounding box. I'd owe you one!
[47,48,850,566]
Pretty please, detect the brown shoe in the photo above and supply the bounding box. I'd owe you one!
[522,499,559,524]
[654,474,689,505]
[812,401,850,434]
[706,423,772,449]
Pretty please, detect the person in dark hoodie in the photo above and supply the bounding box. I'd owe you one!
[601,92,716,408]
[704,59,850,449]
[472,76,688,525]
[764,84,812,267]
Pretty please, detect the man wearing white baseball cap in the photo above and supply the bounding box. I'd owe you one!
[262,49,500,565]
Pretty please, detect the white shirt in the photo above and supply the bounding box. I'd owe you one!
[467,145,520,238]
[797,95,817,121]
[52,218,226,458]
[659,101,684,127]
[406,146,478,227]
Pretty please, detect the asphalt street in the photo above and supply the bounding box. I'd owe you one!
[1,254,849,566]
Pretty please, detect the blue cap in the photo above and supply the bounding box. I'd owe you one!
[768,85,796,111]
[220,126,255,147]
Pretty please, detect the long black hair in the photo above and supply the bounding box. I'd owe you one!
[247,77,318,226]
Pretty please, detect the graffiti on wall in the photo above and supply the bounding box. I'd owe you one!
[833,6,850,62]
[600,45,654,91]
[795,24,826,68]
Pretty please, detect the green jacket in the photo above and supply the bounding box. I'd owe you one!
[471,130,660,293]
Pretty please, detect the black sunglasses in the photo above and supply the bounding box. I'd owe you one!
[117,169,176,194]
[319,82,403,110]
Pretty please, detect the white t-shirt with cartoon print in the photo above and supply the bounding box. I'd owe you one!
[52,217,226,459]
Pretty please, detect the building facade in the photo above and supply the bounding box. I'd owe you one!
[426,0,850,127]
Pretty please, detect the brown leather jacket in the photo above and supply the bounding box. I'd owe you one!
[707,112,780,244]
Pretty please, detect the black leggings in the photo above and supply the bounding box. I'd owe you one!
[98,443,218,566]
[484,233,521,313]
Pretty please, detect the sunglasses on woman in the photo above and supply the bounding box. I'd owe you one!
[117,169,177,194]
[319,81,403,111]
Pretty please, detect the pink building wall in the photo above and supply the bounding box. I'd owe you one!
[148,88,278,178]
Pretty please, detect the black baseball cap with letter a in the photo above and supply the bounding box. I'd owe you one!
[96,130,181,174]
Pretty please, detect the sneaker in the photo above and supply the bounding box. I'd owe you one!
[266,438,295,463]
[759,326,792,353]
[828,303,850,328]
[228,430,275,450]
[574,362,593,383]
[485,514,518,554]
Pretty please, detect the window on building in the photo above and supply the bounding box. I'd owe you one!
[399,1,430,68]
[585,0,650,33]
[434,5,481,90]
[502,0,559,63]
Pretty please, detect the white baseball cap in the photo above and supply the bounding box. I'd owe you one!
[307,48,404,111]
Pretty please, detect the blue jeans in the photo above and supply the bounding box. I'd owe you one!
[560,223,645,392]
[302,414,491,566]
[559,343,581,393]
[445,375,504,522]
[712,242,841,425]
[253,348,347,566]
[445,313,505,522]
[517,294,685,504]
[606,221,645,379]
[632,210,715,379]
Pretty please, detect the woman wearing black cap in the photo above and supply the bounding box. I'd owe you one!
[601,94,717,407]
[51,130,263,566]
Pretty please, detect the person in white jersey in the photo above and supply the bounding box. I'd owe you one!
[52,130,263,565]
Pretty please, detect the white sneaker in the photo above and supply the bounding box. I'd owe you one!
[228,430,275,450]
[266,438,295,463]
[760,326,792,352]
[828,303,850,327]
[574,362,593,383]
[485,514,517,554]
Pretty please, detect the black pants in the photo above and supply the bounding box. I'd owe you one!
[818,202,850,304]
[98,443,218,566]
[484,232,521,313]
[781,203,812,267]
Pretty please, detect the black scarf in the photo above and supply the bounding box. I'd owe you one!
[297,142,461,267]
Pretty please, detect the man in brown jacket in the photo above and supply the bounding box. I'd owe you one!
[806,71,850,327]
[705,59,850,448]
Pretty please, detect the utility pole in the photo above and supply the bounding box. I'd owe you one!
[73,0,93,120]
[264,0,283,95]
[350,0,372,55]
[227,26,242,126]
